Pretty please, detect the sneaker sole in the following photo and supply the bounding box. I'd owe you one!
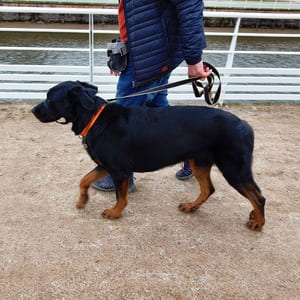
[91,182,137,193]
[175,173,194,181]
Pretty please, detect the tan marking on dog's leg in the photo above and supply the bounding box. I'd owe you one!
[76,167,108,209]
[179,159,214,213]
[239,184,265,231]
[102,177,129,219]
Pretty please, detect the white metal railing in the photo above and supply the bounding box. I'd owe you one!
[206,0,300,10]
[0,6,299,103]
[2,0,300,11]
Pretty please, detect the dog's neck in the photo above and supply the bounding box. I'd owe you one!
[72,99,105,135]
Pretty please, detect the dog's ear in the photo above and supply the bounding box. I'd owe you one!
[77,81,98,93]
[69,85,95,110]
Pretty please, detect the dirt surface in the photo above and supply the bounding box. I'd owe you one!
[0,103,299,299]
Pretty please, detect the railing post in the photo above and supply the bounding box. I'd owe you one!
[89,13,94,84]
[221,17,241,105]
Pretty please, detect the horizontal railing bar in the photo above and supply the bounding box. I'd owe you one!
[237,33,300,38]
[0,6,299,20]
[204,50,300,55]
[233,50,300,55]
[206,32,300,38]
[0,6,300,20]
[172,67,300,75]
[222,86,300,92]
[0,6,118,15]
[170,78,300,84]
[222,94,300,101]
[164,94,300,101]
[1,83,298,93]
[1,75,298,85]
[0,28,120,34]
[1,65,299,77]
[0,74,90,81]
[222,77,300,84]
[2,65,300,74]
[0,28,89,33]
[1,46,299,56]
[0,0,298,11]
[1,28,299,39]
[73,84,300,93]
[1,93,299,102]
[0,93,45,100]
[0,47,90,52]
[206,2,300,9]
[1,76,299,84]
[0,64,90,72]
[0,83,57,90]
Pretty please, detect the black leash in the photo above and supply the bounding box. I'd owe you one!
[106,62,221,105]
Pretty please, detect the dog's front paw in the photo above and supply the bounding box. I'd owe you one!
[178,202,199,213]
[102,208,122,219]
[247,210,264,231]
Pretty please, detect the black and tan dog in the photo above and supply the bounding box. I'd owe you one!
[32,81,265,231]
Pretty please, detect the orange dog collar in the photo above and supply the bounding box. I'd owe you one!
[80,104,106,137]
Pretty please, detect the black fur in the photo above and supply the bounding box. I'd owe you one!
[32,81,265,229]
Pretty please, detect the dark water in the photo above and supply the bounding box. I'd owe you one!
[0,31,299,68]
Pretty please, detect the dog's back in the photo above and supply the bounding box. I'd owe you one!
[99,105,253,173]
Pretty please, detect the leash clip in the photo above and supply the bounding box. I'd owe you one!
[79,136,88,150]
[82,137,88,150]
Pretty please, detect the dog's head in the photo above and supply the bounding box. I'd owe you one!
[32,81,106,124]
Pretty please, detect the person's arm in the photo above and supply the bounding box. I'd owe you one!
[169,0,210,79]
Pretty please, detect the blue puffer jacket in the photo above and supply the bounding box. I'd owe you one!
[123,0,206,87]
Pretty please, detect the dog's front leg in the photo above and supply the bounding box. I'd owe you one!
[76,166,108,209]
[102,177,130,219]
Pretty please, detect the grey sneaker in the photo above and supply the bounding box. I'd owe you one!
[176,161,193,180]
[92,174,136,193]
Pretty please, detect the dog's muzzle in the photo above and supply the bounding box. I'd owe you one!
[32,101,71,125]
[32,100,58,123]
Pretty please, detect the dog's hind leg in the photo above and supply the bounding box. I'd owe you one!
[179,159,215,213]
[102,177,130,219]
[217,159,265,231]
[76,166,108,209]
[238,182,265,231]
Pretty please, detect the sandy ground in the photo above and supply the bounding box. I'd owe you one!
[0,103,299,299]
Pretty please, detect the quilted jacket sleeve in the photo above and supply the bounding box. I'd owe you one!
[168,0,206,65]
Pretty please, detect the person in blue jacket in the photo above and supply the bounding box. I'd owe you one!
[92,0,211,192]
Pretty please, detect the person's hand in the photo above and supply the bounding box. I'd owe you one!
[110,69,120,76]
[188,61,211,80]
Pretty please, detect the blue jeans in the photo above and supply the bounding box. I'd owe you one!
[115,62,171,107]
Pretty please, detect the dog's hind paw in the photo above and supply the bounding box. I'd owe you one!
[178,203,199,213]
[102,208,122,219]
[247,210,264,231]
[247,219,263,231]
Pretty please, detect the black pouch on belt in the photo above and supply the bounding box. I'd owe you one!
[107,39,128,73]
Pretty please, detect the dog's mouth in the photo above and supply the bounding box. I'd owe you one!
[56,117,69,125]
